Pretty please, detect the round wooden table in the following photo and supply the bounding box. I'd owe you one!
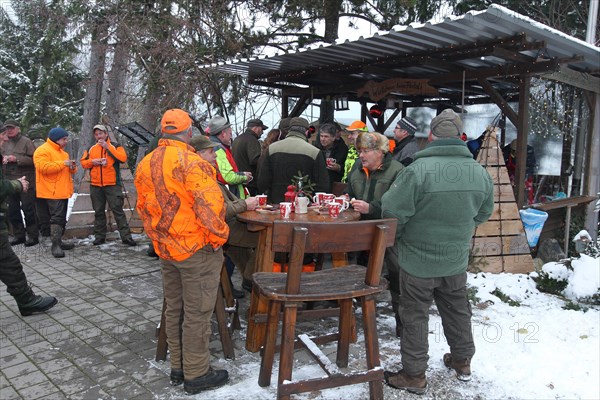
[237,208,361,352]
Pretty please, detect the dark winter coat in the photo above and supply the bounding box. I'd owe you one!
[0,133,36,180]
[0,154,25,233]
[346,152,404,220]
[314,137,348,188]
[232,129,262,192]
[392,135,420,166]
[257,131,329,203]
[381,138,494,278]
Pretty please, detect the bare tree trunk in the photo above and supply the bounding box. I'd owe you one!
[105,21,129,132]
[76,21,108,187]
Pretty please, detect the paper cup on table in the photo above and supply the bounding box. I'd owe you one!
[256,195,268,207]
[333,197,349,211]
[295,196,309,214]
[279,202,293,219]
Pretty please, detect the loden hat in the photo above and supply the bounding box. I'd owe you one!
[48,127,69,142]
[161,109,193,134]
[356,131,389,153]
[93,124,108,132]
[430,108,463,138]
[345,120,368,132]
[278,117,291,131]
[398,116,418,136]
[288,117,309,134]
[207,116,231,136]
[190,135,219,152]
[3,119,19,128]
[247,118,268,130]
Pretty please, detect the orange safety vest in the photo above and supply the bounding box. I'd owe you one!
[80,139,127,186]
[33,139,76,199]
[134,138,229,261]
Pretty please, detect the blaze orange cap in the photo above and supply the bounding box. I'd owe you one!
[161,109,192,134]
[345,120,368,132]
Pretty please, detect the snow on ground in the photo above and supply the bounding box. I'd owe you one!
[140,251,599,400]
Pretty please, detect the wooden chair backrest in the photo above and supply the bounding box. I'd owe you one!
[331,182,348,197]
[272,219,398,294]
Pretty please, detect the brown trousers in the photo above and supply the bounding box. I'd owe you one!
[161,246,223,379]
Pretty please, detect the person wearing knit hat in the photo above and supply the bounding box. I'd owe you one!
[257,116,329,203]
[392,116,421,166]
[33,127,77,258]
[1,119,40,246]
[430,108,463,138]
[206,116,251,199]
[381,108,494,393]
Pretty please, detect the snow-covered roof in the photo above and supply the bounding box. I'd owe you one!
[201,5,600,104]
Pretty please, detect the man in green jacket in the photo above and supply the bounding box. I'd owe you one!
[381,109,494,394]
[0,125,58,316]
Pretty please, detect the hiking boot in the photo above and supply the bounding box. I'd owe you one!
[183,368,229,394]
[60,240,74,250]
[10,237,26,246]
[384,369,427,395]
[170,369,184,386]
[122,238,137,246]
[443,353,472,381]
[147,245,159,258]
[93,237,105,246]
[25,237,39,247]
[18,295,58,316]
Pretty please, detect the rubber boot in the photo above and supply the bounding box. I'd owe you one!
[59,226,74,250]
[14,285,58,317]
[391,292,402,338]
[50,225,65,258]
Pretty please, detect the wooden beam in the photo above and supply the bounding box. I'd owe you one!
[289,95,311,118]
[491,46,537,64]
[478,78,519,126]
[515,76,531,208]
[543,67,600,94]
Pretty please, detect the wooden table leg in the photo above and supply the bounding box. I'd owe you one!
[245,226,274,352]
[331,252,348,268]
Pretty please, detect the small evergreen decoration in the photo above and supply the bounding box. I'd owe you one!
[290,171,316,197]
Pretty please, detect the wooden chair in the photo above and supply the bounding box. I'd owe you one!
[254,218,397,400]
[155,262,241,361]
[331,181,347,197]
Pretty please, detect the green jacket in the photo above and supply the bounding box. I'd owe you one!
[1,155,24,233]
[342,145,358,182]
[346,153,404,220]
[381,138,494,278]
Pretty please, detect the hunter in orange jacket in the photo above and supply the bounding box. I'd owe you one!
[134,136,229,261]
[33,137,76,200]
[80,135,127,186]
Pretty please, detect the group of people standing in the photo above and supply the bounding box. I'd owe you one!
[131,107,494,396]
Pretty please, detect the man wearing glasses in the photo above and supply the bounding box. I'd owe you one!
[392,116,421,166]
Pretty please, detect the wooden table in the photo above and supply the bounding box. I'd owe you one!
[237,208,361,352]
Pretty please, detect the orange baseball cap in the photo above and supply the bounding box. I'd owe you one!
[345,120,368,132]
[161,109,192,134]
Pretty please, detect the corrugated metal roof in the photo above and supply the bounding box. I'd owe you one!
[202,4,599,100]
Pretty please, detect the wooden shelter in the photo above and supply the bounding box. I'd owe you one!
[203,4,600,248]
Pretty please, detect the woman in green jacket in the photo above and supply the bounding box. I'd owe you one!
[347,132,404,220]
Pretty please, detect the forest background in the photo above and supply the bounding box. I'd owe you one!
[0,0,598,175]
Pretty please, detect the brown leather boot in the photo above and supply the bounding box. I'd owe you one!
[384,369,427,394]
[443,353,472,381]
